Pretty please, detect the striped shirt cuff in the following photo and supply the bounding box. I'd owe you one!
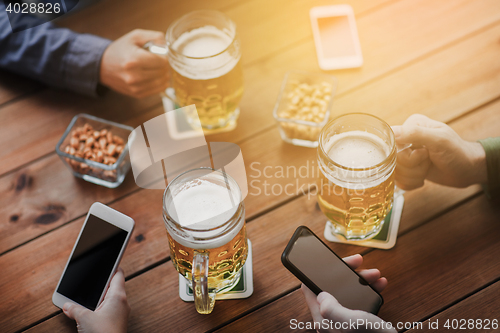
[62,33,111,97]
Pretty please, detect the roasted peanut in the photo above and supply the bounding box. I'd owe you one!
[85,137,95,147]
[70,137,79,149]
[99,137,107,148]
[113,135,124,145]
[63,123,127,182]
[107,144,117,156]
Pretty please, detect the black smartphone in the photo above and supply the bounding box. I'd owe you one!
[281,226,383,314]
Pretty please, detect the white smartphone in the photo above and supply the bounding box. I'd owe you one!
[52,202,134,311]
[310,5,363,70]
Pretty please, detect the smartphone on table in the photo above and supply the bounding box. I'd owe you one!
[281,226,383,314]
[310,5,363,70]
[52,202,135,311]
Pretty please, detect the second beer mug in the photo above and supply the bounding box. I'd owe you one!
[163,168,247,314]
[317,113,397,241]
[145,10,244,132]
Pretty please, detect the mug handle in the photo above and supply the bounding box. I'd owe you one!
[143,41,168,56]
[143,41,178,103]
[192,251,216,314]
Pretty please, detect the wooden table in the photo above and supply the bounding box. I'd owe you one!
[1,0,500,332]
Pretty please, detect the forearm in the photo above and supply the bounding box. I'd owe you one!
[0,5,111,97]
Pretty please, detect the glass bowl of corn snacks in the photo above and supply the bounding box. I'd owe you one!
[56,114,134,188]
[273,70,336,147]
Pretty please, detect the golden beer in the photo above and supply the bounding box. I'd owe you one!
[163,168,247,314]
[167,222,247,291]
[317,114,397,240]
[168,12,244,130]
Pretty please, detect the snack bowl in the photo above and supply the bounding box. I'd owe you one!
[56,114,133,188]
[273,70,336,148]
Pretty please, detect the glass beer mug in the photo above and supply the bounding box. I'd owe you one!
[163,168,248,314]
[145,10,244,132]
[317,113,397,241]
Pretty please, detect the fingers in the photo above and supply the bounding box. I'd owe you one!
[358,268,381,284]
[129,67,169,82]
[317,292,352,323]
[397,147,429,168]
[371,277,388,293]
[129,29,166,47]
[395,148,430,190]
[358,269,388,292]
[394,114,446,148]
[342,256,389,293]
[63,302,91,321]
[127,73,170,98]
[342,254,363,270]
[130,48,169,70]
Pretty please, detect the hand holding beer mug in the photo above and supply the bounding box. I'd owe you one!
[317,114,398,241]
[163,168,247,314]
[145,10,244,132]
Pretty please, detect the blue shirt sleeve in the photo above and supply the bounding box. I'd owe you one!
[0,2,111,97]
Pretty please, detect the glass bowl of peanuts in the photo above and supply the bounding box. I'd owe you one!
[273,70,336,147]
[56,114,134,188]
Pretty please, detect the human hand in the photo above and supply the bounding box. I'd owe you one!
[302,254,395,333]
[100,29,169,98]
[392,114,487,190]
[63,268,130,333]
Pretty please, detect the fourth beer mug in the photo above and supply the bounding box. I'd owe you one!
[317,113,397,241]
[163,168,247,314]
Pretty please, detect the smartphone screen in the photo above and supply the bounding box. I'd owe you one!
[317,15,356,58]
[57,215,128,310]
[282,226,383,314]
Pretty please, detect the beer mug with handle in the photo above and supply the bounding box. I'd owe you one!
[317,113,398,241]
[145,10,244,132]
[163,168,248,314]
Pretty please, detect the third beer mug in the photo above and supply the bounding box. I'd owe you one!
[317,113,397,240]
[145,10,244,131]
[163,168,247,314]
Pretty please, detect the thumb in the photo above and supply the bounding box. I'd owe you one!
[317,292,350,321]
[104,268,127,301]
[318,292,395,332]
[129,29,165,47]
[63,302,91,321]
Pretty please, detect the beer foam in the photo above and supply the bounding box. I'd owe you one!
[167,179,243,249]
[173,25,232,58]
[326,131,389,168]
[171,179,237,227]
[171,25,239,80]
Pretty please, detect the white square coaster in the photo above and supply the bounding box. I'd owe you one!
[323,194,404,250]
[179,239,254,301]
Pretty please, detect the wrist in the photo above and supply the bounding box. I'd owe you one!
[99,47,112,88]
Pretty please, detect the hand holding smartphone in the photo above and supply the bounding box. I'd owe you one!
[53,202,134,311]
[282,226,383,314]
